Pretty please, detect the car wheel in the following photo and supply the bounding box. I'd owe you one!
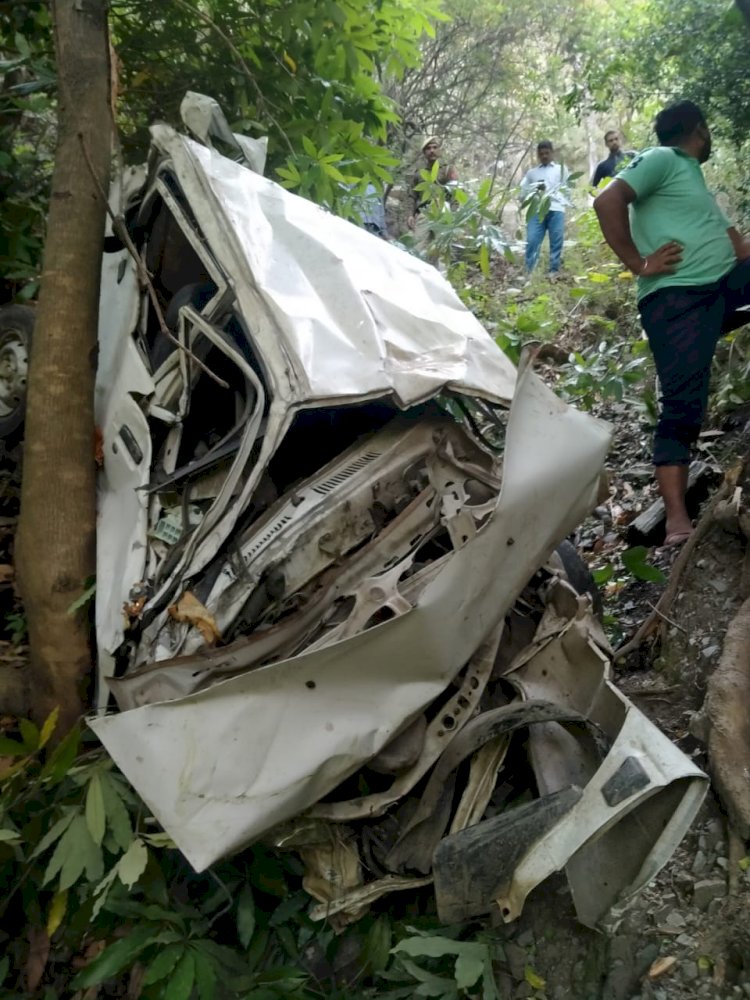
[0,304,33,439]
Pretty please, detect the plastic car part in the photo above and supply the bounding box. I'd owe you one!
[430,580,708,928]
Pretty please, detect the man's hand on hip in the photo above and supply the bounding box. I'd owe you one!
[641,241,683,275]
[728,227,750,261]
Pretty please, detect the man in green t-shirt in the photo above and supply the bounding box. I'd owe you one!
[594,100,750,546]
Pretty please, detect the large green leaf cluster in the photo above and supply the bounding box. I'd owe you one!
[0,1,55,300]
[572,0,750,145]
[0,0,445,296]
[0,712,503,998]
[111,0,442,204]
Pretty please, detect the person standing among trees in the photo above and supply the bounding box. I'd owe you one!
[591,129,636,187]
[407,136,458,252]
[359,182,388,238]
[520,140,571,274]
[594,100,750,546]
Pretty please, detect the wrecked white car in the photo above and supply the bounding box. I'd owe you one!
[90,95,707,929]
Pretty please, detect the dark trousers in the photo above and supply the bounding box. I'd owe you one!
[638,259,750,466]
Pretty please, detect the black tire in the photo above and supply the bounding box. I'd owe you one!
[0,304,33,439]
[554,538,604,618]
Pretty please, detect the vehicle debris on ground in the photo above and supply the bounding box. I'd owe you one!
[89,94,708,931]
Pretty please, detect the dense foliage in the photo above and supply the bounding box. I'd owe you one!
[0,714,508,998]
[0,1,54,300]
[565,0,750,217]
[0,0,443,297]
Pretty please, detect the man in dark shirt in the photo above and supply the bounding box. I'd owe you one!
[591,130,635,187]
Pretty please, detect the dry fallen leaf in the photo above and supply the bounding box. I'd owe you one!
[169,590,222,646]
[94,426,105,467]
[122,596,146,621]
[26,926,50,993]
[648,955,677,979]
[71,938,106,971]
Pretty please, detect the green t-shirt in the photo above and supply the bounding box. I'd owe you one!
[617,146,736,300]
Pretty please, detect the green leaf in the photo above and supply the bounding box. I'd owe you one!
[398,958,458,998]
[0,828,21,843]
[301,135,318,158]
[41,726,81,784]
[193,948,217,1000]
[142,943,183,985]
[621,546,667,583]
[479,241,490,278]
[65,813,103,888]
[118,838,148,888]
[454,950,485,989]
[43,814,80,884]
[394,935,474,960]
[140,831,175,848]
[592,563,614,585]
[516,314,541,334]
[68,578,96,616]
[86,772,106,846]
[0,955,9,985]
[44,814,103,891]
[321,161,348,183]
[71,924,157,988]
[38,707,59,749]
[525,965,546,989]
[14,32,31,58]
[0,737,28,756]
[99,772,133,851]
[165,951,196,1000]
[362,916,392,974]
[31,810,77,859]
[236,884,256,948]
[91,866,119,920]
[19,717,39,751]
[276,163,301,186]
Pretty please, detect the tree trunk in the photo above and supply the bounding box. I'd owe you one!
[737,0,750,29]
[15,0,111,733]
[706,595,750,839]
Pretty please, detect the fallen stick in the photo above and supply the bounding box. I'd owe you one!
[626,461,714,545]
[614,481,730,661]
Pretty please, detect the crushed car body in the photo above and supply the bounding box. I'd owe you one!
[90,94,707,929]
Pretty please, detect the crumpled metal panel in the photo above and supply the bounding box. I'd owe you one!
[495,581,708,927]
[94,249,152,662]
[147,125,517,408]
[91,365,611,871]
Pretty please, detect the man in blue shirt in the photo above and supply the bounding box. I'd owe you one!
[520,140,571,274]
